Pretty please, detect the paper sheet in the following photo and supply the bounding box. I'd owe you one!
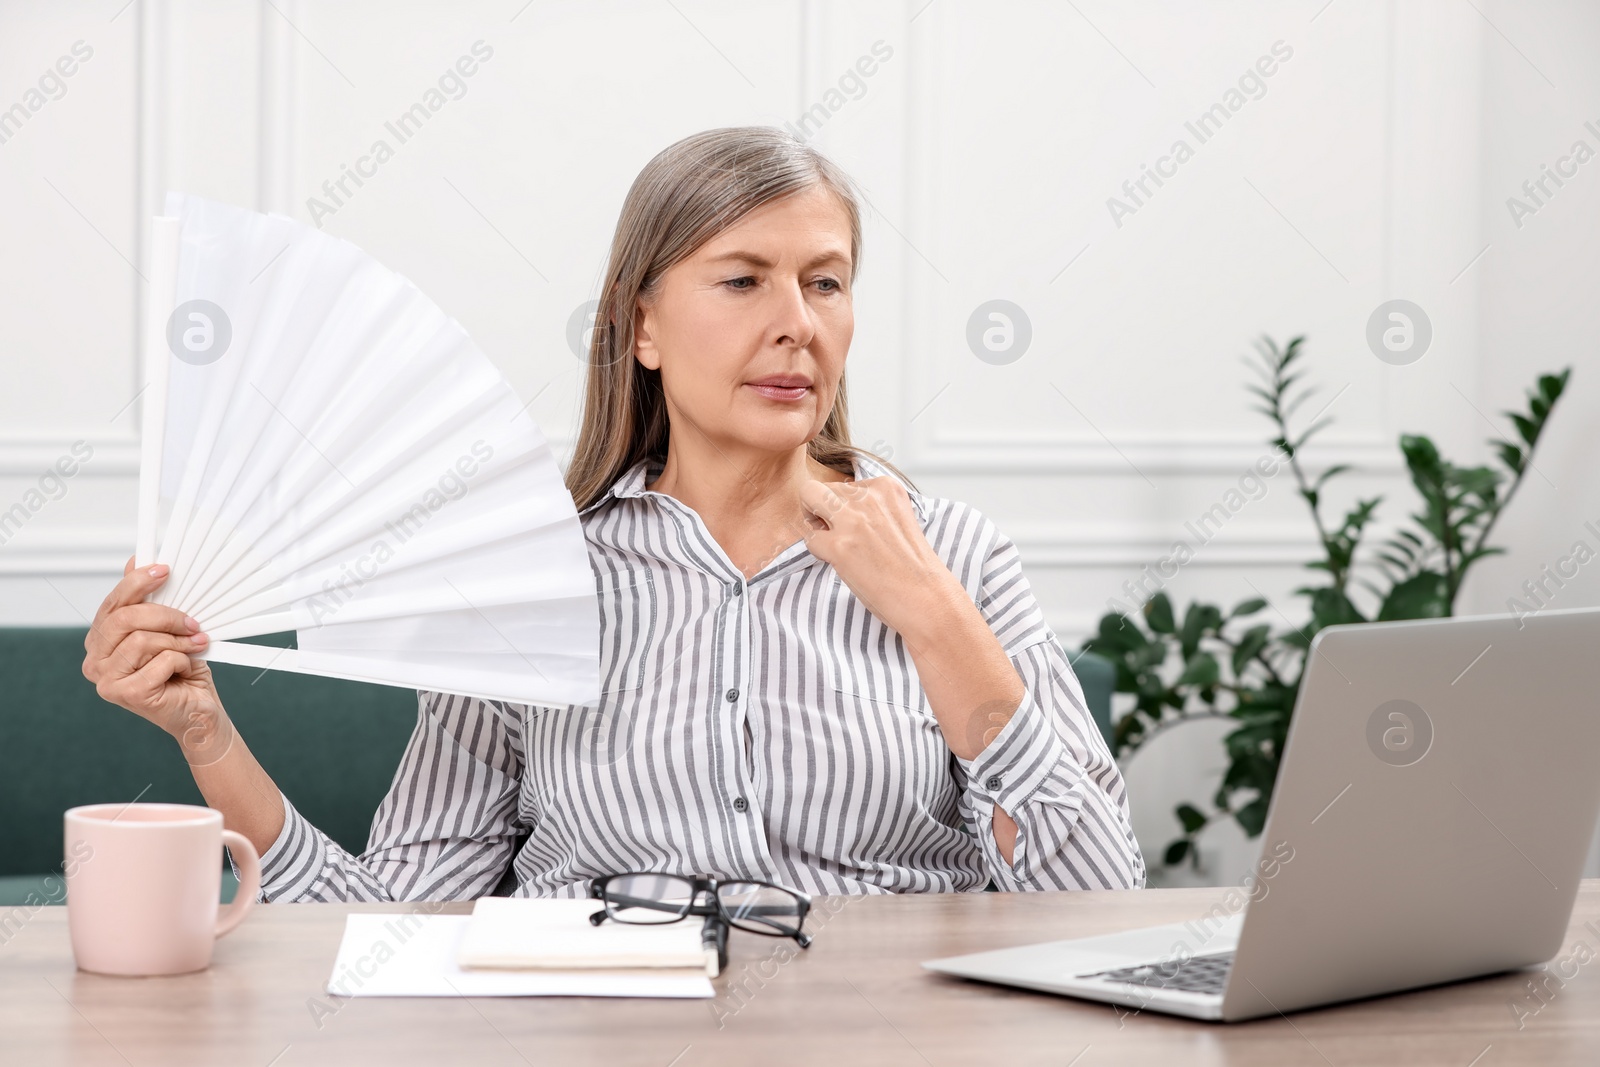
[325,914,715,998]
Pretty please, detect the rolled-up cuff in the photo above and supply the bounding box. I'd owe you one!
[256,791,327,902]
[956,687,1077,812]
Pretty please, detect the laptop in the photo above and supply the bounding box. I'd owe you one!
[923,606,1600,1022]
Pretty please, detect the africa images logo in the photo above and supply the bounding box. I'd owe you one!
[1366,699,1432,767]
[167,300,233,366]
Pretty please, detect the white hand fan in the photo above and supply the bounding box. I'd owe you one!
[134,192,600,708]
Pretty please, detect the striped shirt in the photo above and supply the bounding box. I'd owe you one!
[255,452,1146,901]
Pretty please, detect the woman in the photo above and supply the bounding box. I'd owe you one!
[83,127,1145,900]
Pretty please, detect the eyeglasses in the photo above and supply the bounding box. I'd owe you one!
[587,873,813,970]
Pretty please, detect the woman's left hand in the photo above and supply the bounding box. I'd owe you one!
[799,476,961,639]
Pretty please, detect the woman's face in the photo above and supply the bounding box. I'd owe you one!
[633,185,855,461]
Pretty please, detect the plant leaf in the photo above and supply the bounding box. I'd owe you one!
[1235,797,1270,837]
[1144,593,1175,634]
[1091,613,1147,654]
[1229,597,1268,618]
[1311,464,1352,491]
[1304,587,1364,632]
[1178,603,1223,659]
[1493,441,1524,474]
[1177,651,1221,687]
[1508,412,1539,447]
[1377,570,1449,621]
[1231,624,1271,675]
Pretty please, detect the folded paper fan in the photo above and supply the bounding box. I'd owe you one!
[134,192,600,707]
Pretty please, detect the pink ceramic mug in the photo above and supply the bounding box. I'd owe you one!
[64,802,261,976]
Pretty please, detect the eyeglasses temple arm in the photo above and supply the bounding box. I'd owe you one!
[701,914,729,974]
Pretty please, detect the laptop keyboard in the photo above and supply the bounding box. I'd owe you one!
[1080,951,1235,996]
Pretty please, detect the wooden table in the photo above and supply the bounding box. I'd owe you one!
[5,883,1600,1066]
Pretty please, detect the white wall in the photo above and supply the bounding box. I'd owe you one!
[2,0,1596,877]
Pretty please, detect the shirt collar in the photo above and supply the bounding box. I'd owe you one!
[848,450,931,522]
[607,453,663,506]
[591,450,929,524]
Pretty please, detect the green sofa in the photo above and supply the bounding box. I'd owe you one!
[0,628,1117,906]
[1067,648,1116,751]
[0,629,417,906]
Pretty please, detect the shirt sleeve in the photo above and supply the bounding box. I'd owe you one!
[254,690,527,902]
[951,520,1147,891]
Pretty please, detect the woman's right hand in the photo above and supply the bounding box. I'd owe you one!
[82,557,229,757]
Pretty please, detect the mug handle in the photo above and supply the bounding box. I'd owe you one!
[215,829,261,939]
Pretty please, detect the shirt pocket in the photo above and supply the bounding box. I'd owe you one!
[833,654,935,720]
[825,582,938,728]
[821,612,955,855]
[595,566,657,697]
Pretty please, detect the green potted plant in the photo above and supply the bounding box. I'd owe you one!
[1084,336,1572,868]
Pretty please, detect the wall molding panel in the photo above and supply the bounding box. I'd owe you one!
[3,0,1567,649]
[911,435,1403,476]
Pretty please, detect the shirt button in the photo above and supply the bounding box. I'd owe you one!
[733,582,744,596]
[725,688,739,703]
[985,775,1004,791]
[733,797,749,813]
